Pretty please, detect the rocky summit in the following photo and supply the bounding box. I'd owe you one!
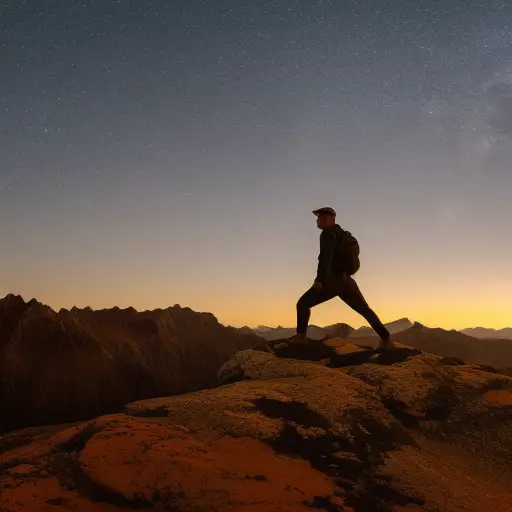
[1,334,512,512]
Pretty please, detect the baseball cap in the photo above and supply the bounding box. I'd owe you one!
[312,206,336,216]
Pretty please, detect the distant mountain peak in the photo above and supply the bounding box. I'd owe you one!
[349,318,414,338]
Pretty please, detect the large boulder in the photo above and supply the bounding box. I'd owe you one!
[216,348,329,385]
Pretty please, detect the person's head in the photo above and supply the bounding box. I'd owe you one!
[312,207,337,229]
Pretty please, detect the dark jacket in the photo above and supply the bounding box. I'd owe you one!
[316,224,345,284]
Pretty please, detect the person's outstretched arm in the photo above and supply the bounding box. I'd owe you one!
[316,229,336,285]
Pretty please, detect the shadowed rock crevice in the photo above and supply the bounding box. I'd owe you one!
[252,398,330,429]
[438,357,466,366]
[412,376,461,421]
[269,423,366,479]
[304,494,346,511]
[266,422,423,512]
[128,405,170,418]
[381,398,425,428]
[485,377,512,391]
[328,346,422,368]
[52,422,100,454]
[216,366,246,386]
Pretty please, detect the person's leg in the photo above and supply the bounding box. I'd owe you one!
[296,285,337,335]
[337,275,390,342]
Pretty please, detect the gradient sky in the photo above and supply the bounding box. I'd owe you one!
[1,0,511,330]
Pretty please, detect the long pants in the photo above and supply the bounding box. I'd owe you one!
[296,273,390,341]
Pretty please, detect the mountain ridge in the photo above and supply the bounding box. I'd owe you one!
[461,326,512,339]
[0,293,262,432]
[249,317,512,340]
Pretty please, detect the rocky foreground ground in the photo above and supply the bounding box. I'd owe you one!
[1,338,512,511]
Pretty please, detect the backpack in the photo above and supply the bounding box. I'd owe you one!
[337,229,360,275]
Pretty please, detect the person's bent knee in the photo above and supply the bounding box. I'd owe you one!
[296,297,309,312]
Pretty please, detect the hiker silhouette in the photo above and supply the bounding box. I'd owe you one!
[287,207,392,353]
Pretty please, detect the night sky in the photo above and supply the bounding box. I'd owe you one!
[2,0,511,329]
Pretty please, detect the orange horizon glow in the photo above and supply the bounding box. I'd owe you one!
[5,277,511,331]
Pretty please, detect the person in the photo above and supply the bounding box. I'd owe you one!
[287,207,392,353]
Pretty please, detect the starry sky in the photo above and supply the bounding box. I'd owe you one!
[2,0,511,329]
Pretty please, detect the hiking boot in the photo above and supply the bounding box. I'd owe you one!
[373,338,395,354]
[285,333,309,346]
